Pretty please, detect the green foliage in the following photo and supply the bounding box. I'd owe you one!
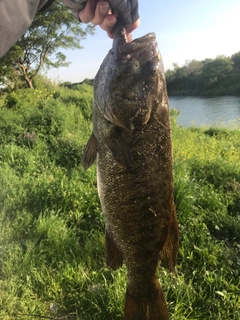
[0,0,95,89]
[170,108,181,129]
[231,51,240,68]
[0,88,239,319]
[166,52,240,96]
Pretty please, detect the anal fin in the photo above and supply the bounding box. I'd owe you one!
[105,229,123,270]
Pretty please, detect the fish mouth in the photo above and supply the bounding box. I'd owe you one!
[118,32,156,55]
[112,24,157,57]
[113,26,160,75]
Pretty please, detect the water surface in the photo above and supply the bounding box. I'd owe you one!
[169,96,240,127]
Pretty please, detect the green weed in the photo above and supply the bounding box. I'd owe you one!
[0,91,239,319]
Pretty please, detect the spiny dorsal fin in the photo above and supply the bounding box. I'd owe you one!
[82,133,98,170]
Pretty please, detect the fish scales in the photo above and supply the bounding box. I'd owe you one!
[83,25,179,320]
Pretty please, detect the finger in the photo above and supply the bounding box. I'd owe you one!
[107,18,140,39]
[125,19,140,35]
[99,14,117,33]
[91,1,110,25]
[79,0,98,23]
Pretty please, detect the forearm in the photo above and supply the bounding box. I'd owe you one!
[0,0,90,58]
[0,0,139,58]
[0,0,50,57]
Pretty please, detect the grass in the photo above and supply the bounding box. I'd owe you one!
[0,84,239,319]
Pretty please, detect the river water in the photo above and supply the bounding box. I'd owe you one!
[169,96,240,128]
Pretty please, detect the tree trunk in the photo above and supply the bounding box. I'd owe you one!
[17,62,34,88]
[25,76,33,88]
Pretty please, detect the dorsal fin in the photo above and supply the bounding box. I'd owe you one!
[82,133,98,170]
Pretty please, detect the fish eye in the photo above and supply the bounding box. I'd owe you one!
[142,61,157,76]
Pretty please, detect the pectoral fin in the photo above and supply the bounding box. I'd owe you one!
[82,133,98,170]
[160,201,179,272]
[106,135,133,170]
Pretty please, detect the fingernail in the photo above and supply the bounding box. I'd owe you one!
[106,16,116,26]
[100,6,109,15]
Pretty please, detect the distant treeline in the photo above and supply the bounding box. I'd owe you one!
[165,51,240,96]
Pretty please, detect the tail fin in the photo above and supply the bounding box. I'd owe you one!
[124,282,169,320]
[160,201,179,272]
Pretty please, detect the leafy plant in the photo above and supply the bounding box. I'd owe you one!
[0,85,239,319]
[0,0,95,88]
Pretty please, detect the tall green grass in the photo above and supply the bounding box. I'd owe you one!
[0,85,239,319]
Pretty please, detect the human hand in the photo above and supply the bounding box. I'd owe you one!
[79,0,140,39]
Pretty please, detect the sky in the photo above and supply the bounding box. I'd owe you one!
[47,0,240,83]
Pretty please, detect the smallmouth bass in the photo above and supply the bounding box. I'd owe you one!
[82,25,179,320]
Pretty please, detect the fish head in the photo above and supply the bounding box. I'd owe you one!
[94,25,166,131]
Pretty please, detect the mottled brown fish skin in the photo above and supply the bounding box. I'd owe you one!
[82,26,179,320]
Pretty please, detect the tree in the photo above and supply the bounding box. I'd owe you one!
[202,56,233,89]
[0,0,95,89]
[185,60,203,76]
[231,51,240,68]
